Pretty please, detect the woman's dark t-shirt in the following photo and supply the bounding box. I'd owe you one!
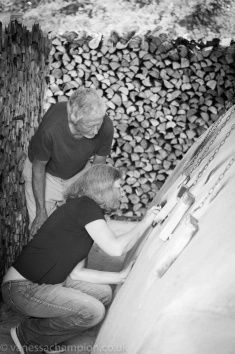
[13,196,104,284]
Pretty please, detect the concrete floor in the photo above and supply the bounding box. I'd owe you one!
[0,220,136,354]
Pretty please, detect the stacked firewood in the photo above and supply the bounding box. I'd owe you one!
[0,20,50,277]
[0,22,235,278]
[45,31,235,218]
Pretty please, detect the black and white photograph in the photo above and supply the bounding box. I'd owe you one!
[0,0,235,353]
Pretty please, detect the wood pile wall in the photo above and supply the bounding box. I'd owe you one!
[0,23,235,276]
[0,20,50,278]
[46,31,235,219]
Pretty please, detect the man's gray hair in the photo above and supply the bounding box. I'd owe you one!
[68,87,106,122]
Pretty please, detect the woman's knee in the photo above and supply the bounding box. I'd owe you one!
[73,299,105,328]
[88,299,105,326]
[101,285,113,306]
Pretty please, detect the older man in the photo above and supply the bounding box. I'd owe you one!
[23,87,114,236]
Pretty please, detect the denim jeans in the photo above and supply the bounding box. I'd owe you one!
[1,276,112,349]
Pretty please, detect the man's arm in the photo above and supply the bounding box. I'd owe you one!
[30,159,48,236]
[94,116,113,164]
[93,155,106,165]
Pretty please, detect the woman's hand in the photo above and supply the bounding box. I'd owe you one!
[142,205,161,227]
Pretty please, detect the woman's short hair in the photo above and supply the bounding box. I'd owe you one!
[64,164,122,211]
[68,87,106,122]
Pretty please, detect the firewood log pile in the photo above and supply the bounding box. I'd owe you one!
[45,31,235,219]
[0,20,50,277]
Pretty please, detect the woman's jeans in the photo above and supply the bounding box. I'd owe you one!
[1,276,112,348]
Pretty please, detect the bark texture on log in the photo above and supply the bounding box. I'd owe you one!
[46,32,235,219]
[0,20,50,279]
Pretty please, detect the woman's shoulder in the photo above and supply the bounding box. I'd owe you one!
[66,196,105,224]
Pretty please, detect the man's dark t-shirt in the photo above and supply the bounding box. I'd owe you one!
[13,196,104,284]
[28,102,114,180]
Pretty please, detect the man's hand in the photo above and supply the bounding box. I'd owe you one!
[30,209,48,237]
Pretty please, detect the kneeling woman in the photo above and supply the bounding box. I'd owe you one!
[2,164,159,353]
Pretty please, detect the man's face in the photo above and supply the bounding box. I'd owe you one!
[68,113,104,139]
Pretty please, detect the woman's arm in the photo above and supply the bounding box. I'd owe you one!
[69,267,130,284]
[69,259,133,284]
[85,206,161,257]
